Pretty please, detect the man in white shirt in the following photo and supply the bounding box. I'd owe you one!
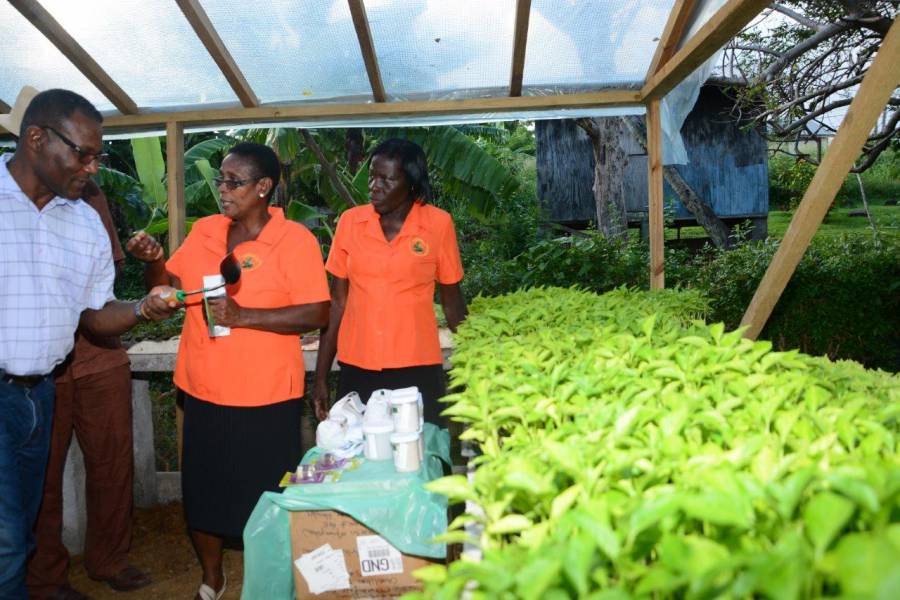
[0,88,178,600]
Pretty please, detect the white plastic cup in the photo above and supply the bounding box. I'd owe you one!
[363,421,394,461]
[391,390,420,433]
[391,432,421,472]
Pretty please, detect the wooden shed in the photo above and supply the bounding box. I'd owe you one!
[536,81,768,236]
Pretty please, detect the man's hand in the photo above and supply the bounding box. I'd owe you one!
[207,296,243,328]
[126,231,164,263]
[142,285,181,321]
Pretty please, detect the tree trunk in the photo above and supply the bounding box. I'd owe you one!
[299,129,357,207]
[575,117,629,240]
[621,116,734,249]
[345,129,364,175]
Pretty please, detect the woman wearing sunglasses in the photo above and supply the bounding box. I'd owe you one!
[127,142,329,600]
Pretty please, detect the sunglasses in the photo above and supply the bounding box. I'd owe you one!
[213,176,260,190]
[41,125,108,166]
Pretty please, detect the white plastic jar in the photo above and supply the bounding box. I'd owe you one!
[363,421,394,461]
[391,391,420,433]
[391,432,421,472]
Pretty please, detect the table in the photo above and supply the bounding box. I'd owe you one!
[241,425,450,599]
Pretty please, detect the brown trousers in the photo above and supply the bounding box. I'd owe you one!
[27,364,134,597]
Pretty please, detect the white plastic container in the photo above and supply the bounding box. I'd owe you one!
[365,389,393,424]
[363,421,394,461]
[391,389,420,433]
[391,432,421,472]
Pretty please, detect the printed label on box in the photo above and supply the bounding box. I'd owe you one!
[356,535,404,576]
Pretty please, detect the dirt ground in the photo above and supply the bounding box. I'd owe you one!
[67,502,245,600]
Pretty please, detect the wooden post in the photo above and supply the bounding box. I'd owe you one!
[166,121,186,253]
[165,121,186,465]
[646,99,665,289]
[740,16,900,339]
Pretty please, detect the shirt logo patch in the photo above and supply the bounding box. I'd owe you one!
[410,237,430,257]
[238,253,262,271]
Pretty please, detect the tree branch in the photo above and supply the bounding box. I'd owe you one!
[758,22,850,83]
[769,3,827,31]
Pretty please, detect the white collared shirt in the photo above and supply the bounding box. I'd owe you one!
[0,153,115,376]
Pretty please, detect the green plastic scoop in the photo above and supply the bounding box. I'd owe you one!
[161,252,241,302]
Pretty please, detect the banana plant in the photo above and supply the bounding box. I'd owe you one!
[106,133,235,236]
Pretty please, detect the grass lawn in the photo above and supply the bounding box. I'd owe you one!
[665,201,900,242]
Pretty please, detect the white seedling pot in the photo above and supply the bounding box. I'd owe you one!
[391,432,421,472]
[391,390,420,433]
[363,421,394,461]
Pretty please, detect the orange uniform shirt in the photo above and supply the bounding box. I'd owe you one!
[326,202,463,370]
[167,207,329,407]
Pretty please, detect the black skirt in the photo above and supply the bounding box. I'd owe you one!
[181,393,303,539]
[336,362,447,427]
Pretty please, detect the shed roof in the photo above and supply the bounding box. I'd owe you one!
[0,0,769,134]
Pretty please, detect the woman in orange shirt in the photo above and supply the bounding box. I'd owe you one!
[128,143,329,600]
[313,139,467,425]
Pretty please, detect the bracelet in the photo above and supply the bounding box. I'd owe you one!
[134,299,149,322]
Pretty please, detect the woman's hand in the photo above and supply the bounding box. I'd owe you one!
[126,231,165,263]
[207,295,244,328]
[311,381,331,422]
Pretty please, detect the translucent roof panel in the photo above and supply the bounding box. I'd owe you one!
[366,0,518,100]
[523,0,677,92]
[0,2,107,112]
[36,0,238,112]
[200,0,374,104]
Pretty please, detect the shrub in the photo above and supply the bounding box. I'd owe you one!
[672,236,900,371]
[411,287,900,600]
[464,234,650,299]
[769,155,817,210]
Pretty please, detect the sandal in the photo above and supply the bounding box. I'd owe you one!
[196,574,226,600]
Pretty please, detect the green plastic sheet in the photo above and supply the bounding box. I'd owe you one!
[241,424,450,599]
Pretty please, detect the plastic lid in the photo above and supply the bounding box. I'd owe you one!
[390,432,420,444]
[390,393,419,405]
[363,421,394,434]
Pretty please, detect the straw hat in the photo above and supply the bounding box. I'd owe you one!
[0,85,40,136]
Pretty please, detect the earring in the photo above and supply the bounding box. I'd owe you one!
[259,193,265,198]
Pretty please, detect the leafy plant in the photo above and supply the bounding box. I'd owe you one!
[408,287,900,599]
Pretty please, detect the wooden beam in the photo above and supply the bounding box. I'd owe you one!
[647,99,665,289]
[646,0,697,78]
[642,0,770,102]
[9,0,138,114]
[348,0,387,102]
[509,0,532,97]
[102,89,642,131]
[740,16,900,340]
[175,0,259,108]
[166,121,186,252]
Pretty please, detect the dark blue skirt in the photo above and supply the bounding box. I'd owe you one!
[181,392,303,539]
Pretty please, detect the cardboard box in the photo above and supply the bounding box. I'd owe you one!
[290,510,439,599]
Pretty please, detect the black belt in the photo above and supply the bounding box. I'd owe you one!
[1,373,49,388]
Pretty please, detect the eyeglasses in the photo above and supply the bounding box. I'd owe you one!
[41,125,109,166]
[213,176,259,190]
